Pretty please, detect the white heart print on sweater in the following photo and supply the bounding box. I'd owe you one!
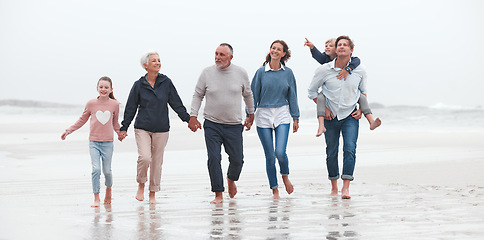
[96,111,111,125]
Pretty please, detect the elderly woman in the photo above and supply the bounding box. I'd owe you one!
[118,51,190,204]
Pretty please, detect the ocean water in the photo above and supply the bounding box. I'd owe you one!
[358,104,484,131]
[2,99,482,132]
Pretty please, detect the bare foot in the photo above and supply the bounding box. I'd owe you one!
[149,191,157,204]
[282,175,294,194]
[272,188,281,199]
[341,179,351,199]
[330,180,338,196]
[91,193,100,208]
[331,188,338,196]
[341,188,351,199]
[316,117,326,137]
[316,126,326,137]
[210,192,223,204]
[227,177,237,198]
[136,183,145,201]
[104,187,112,205]
[370,117,381,130]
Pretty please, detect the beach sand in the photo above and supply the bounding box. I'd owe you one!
[1,118,484,239]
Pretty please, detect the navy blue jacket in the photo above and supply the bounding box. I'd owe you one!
[120,73,190,133]
[310,46,360,70]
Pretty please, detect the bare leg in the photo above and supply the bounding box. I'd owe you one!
[272,188,280,199]
[227,177,237,198]
[358,94,381,130]
[136,183,145,201]
[211,192,223,204]
[316,116,326,137]
[341,179,351,199]
[149,191,157,204]
[365,113,381,130]
[282,175,294,194]
[91,193,100,208]
[330,180,338,196]
[104,187,112,205]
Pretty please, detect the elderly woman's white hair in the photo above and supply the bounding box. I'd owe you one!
[140,51,159,70]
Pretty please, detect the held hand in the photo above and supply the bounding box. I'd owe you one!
[188,116,201,132]
[351,109,362,120]
[118,131,127,141]
[304,38,314,49]
[61,130,69,140]
[337,69,350,80]
[244,114,255,131]
[293,121,299,133]
[325,107,334,120]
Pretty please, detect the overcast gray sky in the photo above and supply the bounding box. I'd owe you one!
[1,0,483,110]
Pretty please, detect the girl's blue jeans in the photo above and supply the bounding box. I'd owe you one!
[89,141,113,193]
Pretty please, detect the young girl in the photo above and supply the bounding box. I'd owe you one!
[304,38,381,136]
[61,76,121,207]
[251,40,299,199]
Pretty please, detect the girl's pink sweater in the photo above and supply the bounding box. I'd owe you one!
[67,98,121,141]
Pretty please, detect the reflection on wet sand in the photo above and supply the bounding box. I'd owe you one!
[210,201,241,239]
[91,205,113,239]
[3,172,482,239]
[267,199,291,239]
[325,197,358,240]
[137,204,163,240]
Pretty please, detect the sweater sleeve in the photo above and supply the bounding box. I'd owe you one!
[112,102,121,134]
[310,47,332,65]
[66,102,91,133]
[168,80,190,122]
[120,82,139,131]
[241,68,255,115]
[250,69,262,112]
[287,70,300,120]
[349,57,361,71]
[190,71,207,117]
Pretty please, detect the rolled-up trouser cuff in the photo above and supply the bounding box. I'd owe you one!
[227,175,238,182]
[271,185,278,190]
[341,174,354,181]
[328,174,340,181]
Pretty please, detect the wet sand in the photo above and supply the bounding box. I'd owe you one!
[1,120,484,239]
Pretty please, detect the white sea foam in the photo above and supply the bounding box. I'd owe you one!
[429,102,482,110]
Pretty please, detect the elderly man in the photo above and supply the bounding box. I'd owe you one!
[189,43,255,204]
[308,36,365,199]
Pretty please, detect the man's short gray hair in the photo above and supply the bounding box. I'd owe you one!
[219,43,233,55]
[140,51,159,70]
